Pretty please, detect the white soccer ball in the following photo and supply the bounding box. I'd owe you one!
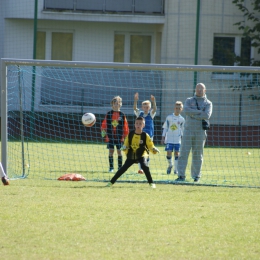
[82,113,96,127]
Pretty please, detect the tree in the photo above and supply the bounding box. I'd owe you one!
[231,0,260,100]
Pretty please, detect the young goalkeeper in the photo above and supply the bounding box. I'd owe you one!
[101,96,129,173]
[106,117,160,189]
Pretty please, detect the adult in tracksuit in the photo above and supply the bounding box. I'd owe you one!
[176,83,213,183]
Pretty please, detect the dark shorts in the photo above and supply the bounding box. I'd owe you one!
[107,140,122,150]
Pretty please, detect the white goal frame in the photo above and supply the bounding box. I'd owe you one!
[1,58,260,180]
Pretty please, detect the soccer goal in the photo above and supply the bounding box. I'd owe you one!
[1,58,260,187]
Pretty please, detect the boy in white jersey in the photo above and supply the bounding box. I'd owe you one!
[161,101,185,174]
[134,93,157,174]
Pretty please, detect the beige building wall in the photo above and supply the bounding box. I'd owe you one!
[1,0,259,126]
[160,0,260,126]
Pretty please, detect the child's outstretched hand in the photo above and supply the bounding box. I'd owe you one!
[134,92,139,101]
[152,147,160,154]
[151,95,155,102]
[120,145,128,151]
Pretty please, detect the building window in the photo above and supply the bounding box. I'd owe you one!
[114,34,125,62]
[212,36,251,66]
[240,37,251,66]
[36,31,46,60]
[212,35,252,79]
[130,35,151,63]
[114,33,152,63]
[51,32,73,61]
[213,37,235,66]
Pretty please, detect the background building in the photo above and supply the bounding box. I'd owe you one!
[1,0,259,133]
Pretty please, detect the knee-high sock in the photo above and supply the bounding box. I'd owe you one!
[118,156,123,169]
[166,156,172,166]
[109,156,113,169]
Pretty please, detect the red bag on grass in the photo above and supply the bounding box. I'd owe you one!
[58,173,86,181]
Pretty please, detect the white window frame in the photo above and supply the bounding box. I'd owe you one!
[212,34,254,80]
[38,29,75,61]
[115,32,155,63]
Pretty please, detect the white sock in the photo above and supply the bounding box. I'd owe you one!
[0,162,7,178]
[167,156,172,167]
[174,158,178,172]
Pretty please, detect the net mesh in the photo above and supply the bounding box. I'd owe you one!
[4,62,260,187]
[1,0,260,187]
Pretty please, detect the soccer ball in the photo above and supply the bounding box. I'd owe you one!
[82,113,96,127]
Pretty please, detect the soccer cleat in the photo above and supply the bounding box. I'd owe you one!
[138,169,144,174]
[106,182,113,187]
[2,176,10,186]
[167,166,172,174]
[175,176,185,182]
[194,177,200,183]
[149,183,156,189]
[174,170,178,174]
[109,169,114,173]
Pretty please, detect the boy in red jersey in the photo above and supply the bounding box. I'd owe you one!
[101,96,129,172]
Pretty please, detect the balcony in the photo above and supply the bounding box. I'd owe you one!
[44,0,164,15]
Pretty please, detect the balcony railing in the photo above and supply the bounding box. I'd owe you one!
[44,0,164,15]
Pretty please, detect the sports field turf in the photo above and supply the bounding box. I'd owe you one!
[1,179,260,259]
[7,142,260,188]
[2,142,260,259]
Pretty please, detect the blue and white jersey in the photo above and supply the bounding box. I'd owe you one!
[134,109,156,138]
[162,114,185,144]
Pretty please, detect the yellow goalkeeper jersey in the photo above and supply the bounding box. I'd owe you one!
[123,131,155,160]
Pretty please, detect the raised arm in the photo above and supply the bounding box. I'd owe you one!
[151,95,157,114]
[133,92,139,112]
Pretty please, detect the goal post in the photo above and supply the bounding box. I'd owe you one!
[1,59,8,177]
[1,58,260,187]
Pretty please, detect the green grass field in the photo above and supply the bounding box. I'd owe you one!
[1,179,260,259]
[1,142,260,259]
[7,142,260,187]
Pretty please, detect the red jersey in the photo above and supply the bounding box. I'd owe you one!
[101,110,129,142]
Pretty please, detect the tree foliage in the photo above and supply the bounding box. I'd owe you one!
[231,0,260,100]
[233,0,260,66]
